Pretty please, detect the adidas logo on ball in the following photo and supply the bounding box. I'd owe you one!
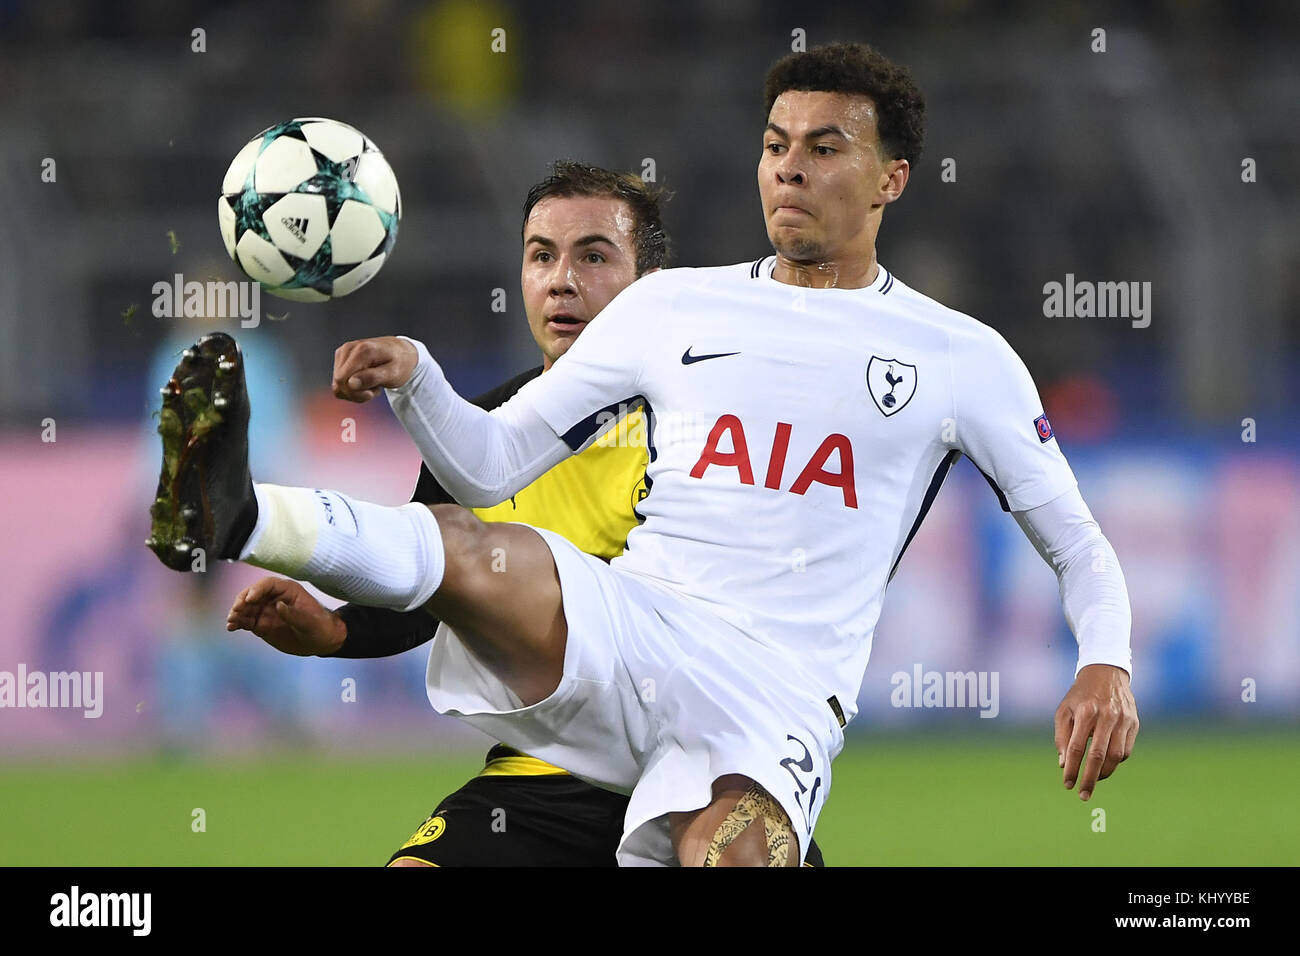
[281,216,309,243]
[218,117,401,301]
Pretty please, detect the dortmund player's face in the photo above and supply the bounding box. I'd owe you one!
[759,91,906,270]
[521,196,641,369]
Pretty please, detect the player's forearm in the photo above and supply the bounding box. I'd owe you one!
[326,603,440,658]
[1055,531,1132,675]
[386,338,569,507]
[1013,490,1133,677]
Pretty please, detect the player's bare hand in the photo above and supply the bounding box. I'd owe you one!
[1054,663,1139,801]
[226,576,347,656]
[332,336,419,402]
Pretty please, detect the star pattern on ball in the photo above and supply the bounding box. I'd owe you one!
[229,183,281,244]
[296,152,368,226]
[219,118,400,299]
[279,236,348,293]
[255,118,310,149]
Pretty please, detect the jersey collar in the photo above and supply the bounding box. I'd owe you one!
[755,256,893,294]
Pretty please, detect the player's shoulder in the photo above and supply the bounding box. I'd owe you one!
[885,271,1021,361]
[695,258,785,287]
[601,262,765,322]
[628,260,767,294]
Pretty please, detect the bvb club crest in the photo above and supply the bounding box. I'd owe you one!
[866,356,917,417]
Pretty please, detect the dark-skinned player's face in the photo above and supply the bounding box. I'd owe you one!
[521,195,642,369]
[758,90,900,263]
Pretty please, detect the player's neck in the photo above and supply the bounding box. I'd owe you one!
[771,252,879,290]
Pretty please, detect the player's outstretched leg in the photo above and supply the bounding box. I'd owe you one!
[151,332,568,706]
[670,775,800,867]
[146,332,257,571]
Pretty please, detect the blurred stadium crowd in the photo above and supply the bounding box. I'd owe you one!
[0,0,1296,753]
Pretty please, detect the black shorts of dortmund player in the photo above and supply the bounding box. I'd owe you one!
[389,746,628,866]
[388,745,826,866]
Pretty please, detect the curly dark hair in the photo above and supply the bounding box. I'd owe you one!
[521,160,671,275]
[763,42,926,166]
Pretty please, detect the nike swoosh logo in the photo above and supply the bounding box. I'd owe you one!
[682,347,740,365]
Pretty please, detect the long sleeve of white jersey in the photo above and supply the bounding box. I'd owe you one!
[385,338,572,507]
[385,273,662,506]
[948,323,1131,677]
[1013,488,1133,678]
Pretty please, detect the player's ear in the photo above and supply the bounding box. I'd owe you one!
[881,159,909,204]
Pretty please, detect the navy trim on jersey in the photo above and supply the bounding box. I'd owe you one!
[879,269,894,295]
[639,398,658,465]
[559,396,645,451]
[632,397,656,525]
[750,257,769,278]
[888,449,961,582]
[975,465,1012,512]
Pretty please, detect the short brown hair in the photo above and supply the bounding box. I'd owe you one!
[521,160,671,275]
[763,42,926,165]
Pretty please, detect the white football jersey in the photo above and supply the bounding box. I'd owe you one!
[513,257,1078,722]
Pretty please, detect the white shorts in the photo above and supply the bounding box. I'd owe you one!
[425,527,846,866]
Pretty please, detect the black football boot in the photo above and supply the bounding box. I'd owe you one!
[146,332,258,571]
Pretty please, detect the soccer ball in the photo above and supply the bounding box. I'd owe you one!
[218,117,401,302]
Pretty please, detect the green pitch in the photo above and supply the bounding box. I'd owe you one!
[1,727,1294,865]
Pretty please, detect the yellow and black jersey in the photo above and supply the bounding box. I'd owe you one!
[412,367,647,562]
[336,366,648,670]
[469,398,647,560]
[408,367,647,780]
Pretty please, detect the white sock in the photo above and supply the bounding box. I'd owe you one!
[239,483,444,611]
